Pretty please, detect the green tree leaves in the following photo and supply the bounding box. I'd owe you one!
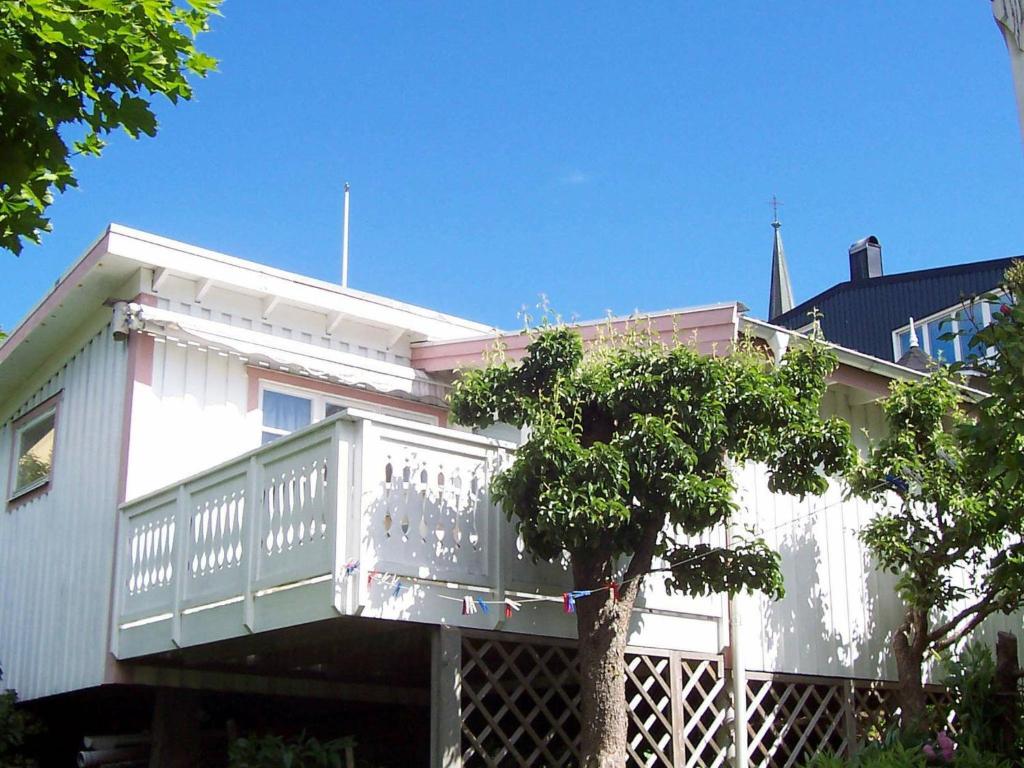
[848,266,1024,725]
[450,326,852,595]
[0,0,221,254]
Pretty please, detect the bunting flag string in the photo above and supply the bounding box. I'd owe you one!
[343,560,359,576]
[462,596,476,615]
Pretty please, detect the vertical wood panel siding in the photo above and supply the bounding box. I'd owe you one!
[125,337,255,500]
[0,326,128,699]
[738,390,904,680]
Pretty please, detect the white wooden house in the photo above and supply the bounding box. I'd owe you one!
[0,225,1018,768]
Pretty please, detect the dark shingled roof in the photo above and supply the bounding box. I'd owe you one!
[772,257,1019,360]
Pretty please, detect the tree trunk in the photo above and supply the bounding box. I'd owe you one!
[575,580,636,767]
[994,631,1020,757]
[892,609,928,732]
[572,537,656,768]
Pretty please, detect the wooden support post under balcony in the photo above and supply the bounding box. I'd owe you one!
[430,626,462,768]
[148,687,201,768]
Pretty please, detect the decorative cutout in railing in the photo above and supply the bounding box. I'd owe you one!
[368,427,501,583]
[263,458,329,556]
[190,490,245,579]
[127,512,176,596]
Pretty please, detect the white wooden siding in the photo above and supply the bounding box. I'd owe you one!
[0,324,127,699]
[125,336,256,501]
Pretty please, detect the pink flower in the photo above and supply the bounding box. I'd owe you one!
[936,731,955,762]
[923,744,936,761]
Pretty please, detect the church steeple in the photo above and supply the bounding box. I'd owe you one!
[767,197,794,322]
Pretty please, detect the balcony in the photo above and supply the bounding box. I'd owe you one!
[114,409,721,660]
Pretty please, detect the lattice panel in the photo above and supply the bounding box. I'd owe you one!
[851,680,897,742]
[625,654,674,767]
[925,686,957,734]
[456,634,951,768]
[460,636,730,768]
[678,658,728,768]
[850,681,956,742]
[746,676,849,768]
[461,636,582,767]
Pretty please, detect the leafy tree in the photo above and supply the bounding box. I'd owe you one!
[449,324,852,767]
[960,261,1024,493]
[848,263,1024,730]
[0,0,220,254]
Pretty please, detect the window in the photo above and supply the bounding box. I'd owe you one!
[10,400,58,501]
[261,390,313,444]
[891,293,1011,364]
[259,383,438,443]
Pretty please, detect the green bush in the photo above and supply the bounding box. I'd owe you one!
[228,732,356,768]
[0,684,40,768]
[802,740,1012,768]
[942,641,1024,758]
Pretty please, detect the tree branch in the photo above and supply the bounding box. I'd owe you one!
[620,515,662,599]
[931,600,1001,652]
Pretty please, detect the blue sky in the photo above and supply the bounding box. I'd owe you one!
[3,2,1023,332]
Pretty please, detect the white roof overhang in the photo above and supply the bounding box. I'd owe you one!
[0,224,492,402]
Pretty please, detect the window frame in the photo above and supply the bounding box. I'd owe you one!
[258,380,440,443]
[7,392,62,508]
[890,291,1008,363]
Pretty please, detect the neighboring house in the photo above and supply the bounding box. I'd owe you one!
[0,225,1019,768]
[766,224,1017,366]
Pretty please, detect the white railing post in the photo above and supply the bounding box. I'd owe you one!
[243,455,261,632]
[330,418,353,614]
[171,485,190,647]
[489,446,506,629]
[354,418,377,612]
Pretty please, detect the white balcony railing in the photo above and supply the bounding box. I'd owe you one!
[114,408,722,659]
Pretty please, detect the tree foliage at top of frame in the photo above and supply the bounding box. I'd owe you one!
[0,0,220,254]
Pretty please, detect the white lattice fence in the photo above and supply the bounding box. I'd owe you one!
[677,657,729,768]
[850,680,956,741]
[745,673,850,768]
[459,635,730,768]
[455,633,951,768]
[624,653,674,767]
[461,636,582,767]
